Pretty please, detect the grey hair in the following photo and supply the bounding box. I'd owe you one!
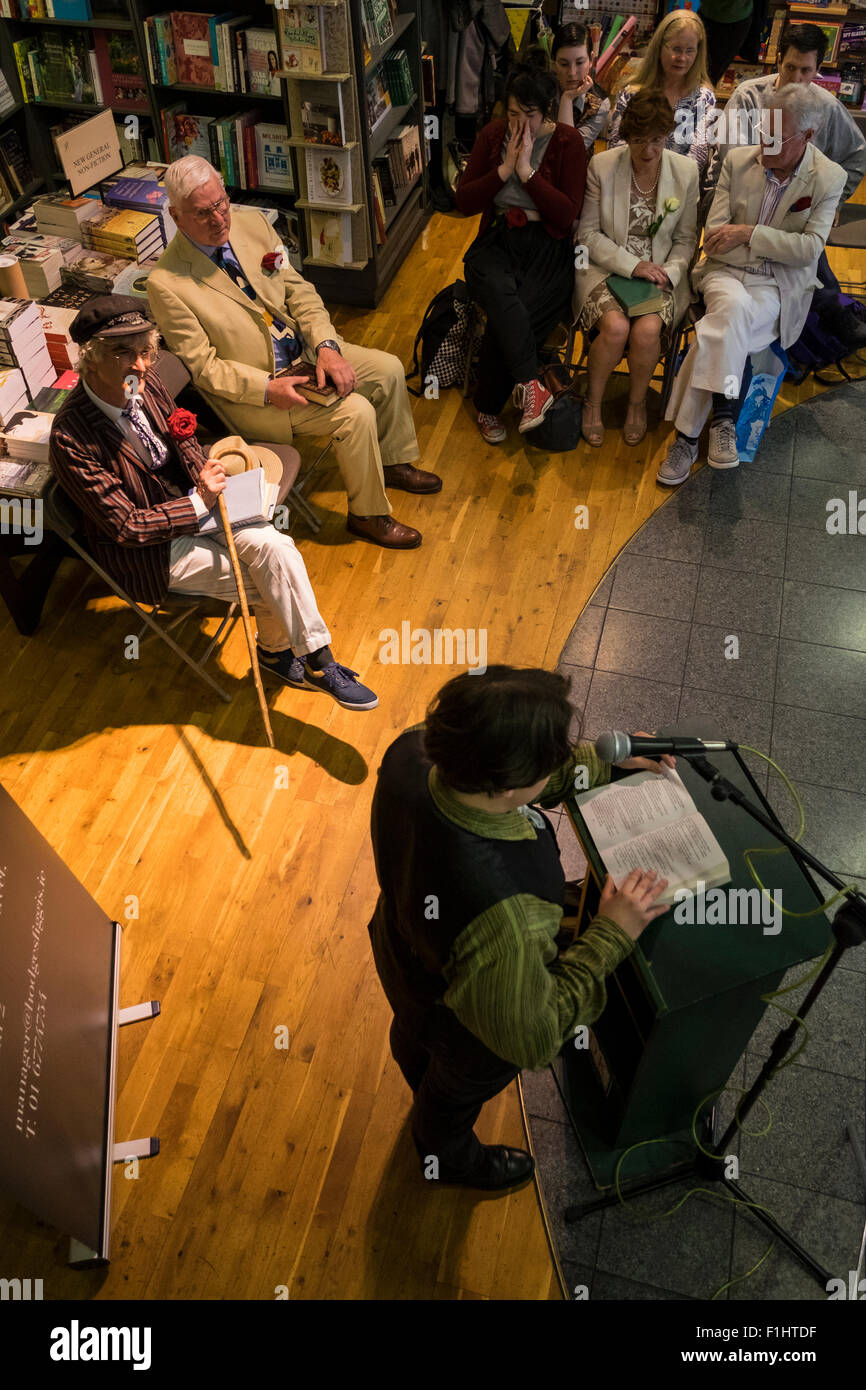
[79,326,160,376]
[163,155,225,208]
[760,81,825,138]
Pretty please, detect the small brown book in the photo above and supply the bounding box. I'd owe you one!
[275,361,340,405]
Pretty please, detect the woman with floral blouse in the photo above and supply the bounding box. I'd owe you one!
[607,10,716,180]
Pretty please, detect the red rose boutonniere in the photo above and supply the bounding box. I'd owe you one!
[166,408,198,440]
[790,197,812,213]
[505,208,528,229]
[261,250,285,274]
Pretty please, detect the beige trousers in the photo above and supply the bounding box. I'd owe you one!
[205,338,421,518]
[166,464,330,655]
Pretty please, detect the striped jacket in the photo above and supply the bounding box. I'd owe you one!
[49,369,207,606]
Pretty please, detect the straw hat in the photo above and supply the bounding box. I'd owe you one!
[209,435,283,485]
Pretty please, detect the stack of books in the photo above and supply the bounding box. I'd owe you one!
[60,246,134,294]
[0,235,74,297]
[0,299,55,399]
[93,28,149,112]
[145,13,286,95]
[82,207,163,263]
[13,31,100,106]
[34,195,104,241]
[385,125,421,193]
[1,408,54,465]
[0,366,28,429]
[39,303,80,372]
[103,176,177,251]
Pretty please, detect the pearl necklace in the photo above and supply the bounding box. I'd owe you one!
[631,165,660,197]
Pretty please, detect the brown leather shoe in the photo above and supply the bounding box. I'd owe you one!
[382,463,442,494]
[346,513,422,549]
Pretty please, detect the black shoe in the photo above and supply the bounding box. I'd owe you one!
[433,1145,535,1192]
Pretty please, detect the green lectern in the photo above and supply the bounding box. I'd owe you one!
[561,724,833,1189]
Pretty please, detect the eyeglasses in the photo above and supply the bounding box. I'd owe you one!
[111,347,157,364]
[664,45,698,58]
[185,194,231,222]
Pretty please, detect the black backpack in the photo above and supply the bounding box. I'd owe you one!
[406,280,477,398]
[523,360,583,452]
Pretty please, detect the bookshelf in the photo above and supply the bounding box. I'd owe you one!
[1,0,430,306]
[0,4,167,207]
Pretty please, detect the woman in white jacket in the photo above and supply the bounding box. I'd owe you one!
[574,90,699,447]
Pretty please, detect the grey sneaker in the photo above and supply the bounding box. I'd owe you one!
[708,417,740,469]
[657,435,699,486]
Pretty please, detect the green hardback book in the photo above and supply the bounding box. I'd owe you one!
[607,273,666,317]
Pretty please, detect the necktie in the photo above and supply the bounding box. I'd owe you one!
[213,243,302,368]
[122,399,169,469]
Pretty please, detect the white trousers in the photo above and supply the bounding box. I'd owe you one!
[167,469,330,655]
[666,270,783,438]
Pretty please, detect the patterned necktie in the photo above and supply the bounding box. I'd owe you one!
[213,243,301,366]
[122,399,169,470]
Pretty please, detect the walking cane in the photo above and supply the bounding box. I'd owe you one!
[217,494,275,749]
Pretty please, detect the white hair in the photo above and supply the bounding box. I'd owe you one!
[761,82,825,138]
[163,155,224,208]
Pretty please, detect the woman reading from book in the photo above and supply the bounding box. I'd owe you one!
[574,90,698,448]
[550,22,611,154]
[455,57,586,444]
[606,10,716,178]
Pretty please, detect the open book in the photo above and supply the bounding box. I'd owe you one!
[194,468,279,534]
[574,767,731,907]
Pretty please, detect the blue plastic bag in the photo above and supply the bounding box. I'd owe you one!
[736,341,789,463]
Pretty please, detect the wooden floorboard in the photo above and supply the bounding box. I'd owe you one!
[1,193,863,1300]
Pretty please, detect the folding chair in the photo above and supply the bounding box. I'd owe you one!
[151,350,326,534]
[42,479,236,702]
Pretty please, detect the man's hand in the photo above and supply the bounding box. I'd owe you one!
[703,223,754,256]
[632,260,671,287]
[197,459,227,509]
[615,729,676,776]
[316,345,356,397]
[598,869,670,941]
[267,374,311,409]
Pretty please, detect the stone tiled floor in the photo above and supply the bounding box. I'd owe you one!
[524,381,866,1301]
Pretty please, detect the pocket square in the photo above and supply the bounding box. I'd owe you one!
[790,197,812,212]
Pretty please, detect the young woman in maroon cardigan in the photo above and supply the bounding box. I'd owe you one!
[455,61,587,443]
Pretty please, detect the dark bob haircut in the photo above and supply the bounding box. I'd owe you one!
[504,56,560,121]
[552,22,594,61]
[618,88,677,143]
[778,21,829,68]
[423,666,573,794]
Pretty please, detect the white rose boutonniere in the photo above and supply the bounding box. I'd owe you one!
[647,196,680,239]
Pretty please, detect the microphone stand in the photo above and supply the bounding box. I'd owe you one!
[564,751,866,1291]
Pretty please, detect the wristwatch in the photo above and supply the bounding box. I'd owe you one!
[316,339,341,354]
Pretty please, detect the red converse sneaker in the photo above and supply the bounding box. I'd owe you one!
[514,378,554,434]
[477,411,506,444]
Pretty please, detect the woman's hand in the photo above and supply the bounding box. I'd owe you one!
[516,121,534,182]
[632,260,670,287]
[598,870,670,941]
[498,120,524,181]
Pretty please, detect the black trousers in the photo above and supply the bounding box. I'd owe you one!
[368,907,519,1177]
[702,13,755,86]
[464,220,575,416]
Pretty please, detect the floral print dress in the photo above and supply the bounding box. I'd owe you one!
[578,183,676,348]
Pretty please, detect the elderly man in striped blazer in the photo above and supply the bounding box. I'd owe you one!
[49,295,378,710]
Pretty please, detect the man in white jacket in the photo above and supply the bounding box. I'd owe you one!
[659,83,846,485]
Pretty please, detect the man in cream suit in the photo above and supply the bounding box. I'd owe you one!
[660,84,846,485]
[147,155,441,550]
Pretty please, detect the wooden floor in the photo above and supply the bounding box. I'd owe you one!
[1,197,864,1301]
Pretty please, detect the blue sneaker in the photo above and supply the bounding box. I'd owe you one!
[303,660,379,710]
[257,647,307,688]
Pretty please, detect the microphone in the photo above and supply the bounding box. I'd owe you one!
[595,731,739,763]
